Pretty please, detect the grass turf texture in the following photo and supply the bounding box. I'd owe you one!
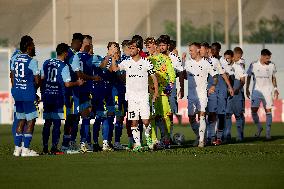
[0,123,283,189]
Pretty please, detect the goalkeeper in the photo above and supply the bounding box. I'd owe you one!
[144,37,176,149]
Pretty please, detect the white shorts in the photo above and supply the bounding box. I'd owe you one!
[188,97,208,115]
[251,94,273,109]
[207,92,217,113]
[127,99,150,120]
[226,94,244,115]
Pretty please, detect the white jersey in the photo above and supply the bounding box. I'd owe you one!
[231,63,246,90]
[247,60,276,97]
[118,57,154,101]
[184,57,217,98]
[235,57,245,68]
[217,57,231,93]
[169,52,183,72]
[207,57,225,88]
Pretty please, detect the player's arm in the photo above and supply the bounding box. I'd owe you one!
[150,73,158,102]
[246,63,253,99]
[77,70,101,81]
[178,71,184,99]
[208,75,218,95]
[99,56,111,69]
[272,70,279,99]
[10,71,14,87]
[110,55,122,72]
[62,65,84,87]
[221,73,234,96]
[29,59,41,89]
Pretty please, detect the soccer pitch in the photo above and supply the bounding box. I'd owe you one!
[0,123,283,189]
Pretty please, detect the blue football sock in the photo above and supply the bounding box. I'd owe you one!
[107,116,114,142]
[115,122,123,143]
[62,135,71,147]
[23,133,33,148]
[93,116,102,143]
[70,115,79,142]
[12,112,18,144]
[42,121,51,148]
[80,118,90,143]
[102,117,109,141]
[52,119,61,148]
[15,133,23,147]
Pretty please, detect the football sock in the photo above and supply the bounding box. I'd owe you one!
[199,116,206,142]
[131,127,141,146]
[115,122,123,143]
[52,119,61,148]
[42,120,52,149]
[252,112,262,131]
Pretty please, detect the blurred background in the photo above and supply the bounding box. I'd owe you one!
[0,0,284,123]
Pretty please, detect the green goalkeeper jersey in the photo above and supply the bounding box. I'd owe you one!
[148,53,176,95]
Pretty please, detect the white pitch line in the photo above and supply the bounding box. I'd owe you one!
[228,143,284,146]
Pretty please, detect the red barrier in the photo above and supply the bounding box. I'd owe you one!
[174,99,283,124]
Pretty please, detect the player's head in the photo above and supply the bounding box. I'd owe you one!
[71,33,84,52]
[56,43,69,60]
[169,40,178,55]
[224,50,234,64]
[233,47,243,62]
[81,35,92,53]
[188,42,201,60]
[20,35,35,57]
[132,35,144,50]
[107,42,120,57]
[157,35,170,54]
[144,37,157,55]
[211,42,221,58]
[260,49,272,64]
[128,39,142,57]
[121,40,131,56]
[200,42,209,58]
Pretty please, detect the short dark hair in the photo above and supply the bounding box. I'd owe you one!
[121,40,130,47]
[224,50,234,57]
[157,35,170,45]
[83,35,92,40]
[144,37,156,46]
[107,42,120,50]
[211,42,221,50]
[200,42,210,48]
[20,35,33,52]
[169,40,176,52]
[72,33,84,42]
[130,37,143,50]
[56,43,69,56]
[261,49,272,56]
[189,42,201,49]
[233,47,243,54]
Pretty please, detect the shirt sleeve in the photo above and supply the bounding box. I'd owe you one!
[235,64,246,78]
[166,57,176,83]
[40,64,44,78]
[209,63,218,77]
[92,55,103,67]
[118,60,127,71]
[215,59,225,75]
[10,59,14,71]
[170,53,183,72]
[28,59,40,75]
[70,54,81,72]
[62,65,71,82]
[146,60,155,76]
[247,63,253,76]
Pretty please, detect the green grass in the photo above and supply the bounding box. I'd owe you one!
[0,123,284,189]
